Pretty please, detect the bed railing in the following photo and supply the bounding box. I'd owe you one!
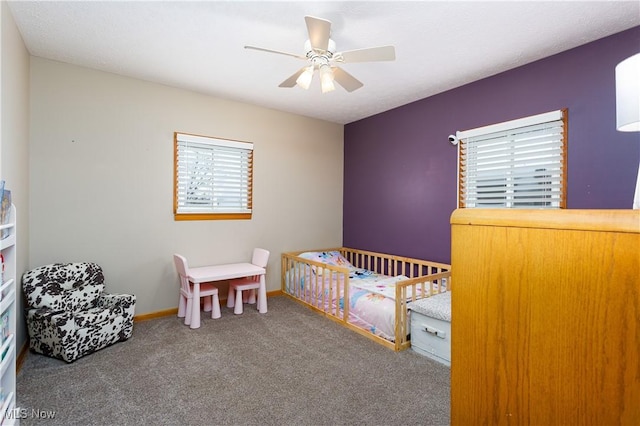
[281,247,451,351]
[281,254,351,321]
[394,271,451,350]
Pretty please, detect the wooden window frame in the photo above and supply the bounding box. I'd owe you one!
[457,109,568,209]
[174,132,253,221]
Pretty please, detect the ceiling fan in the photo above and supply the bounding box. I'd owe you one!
[245,16,396,93]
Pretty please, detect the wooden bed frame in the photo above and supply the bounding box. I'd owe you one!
[281,247,451,351]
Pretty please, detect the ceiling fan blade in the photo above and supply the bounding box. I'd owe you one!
[279,68,307,88]
[338,45,396,63]
[305,16,331,52]
[244,45,306,60]
[332,67,364,92]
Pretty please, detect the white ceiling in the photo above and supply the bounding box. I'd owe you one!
[7,1,640,125]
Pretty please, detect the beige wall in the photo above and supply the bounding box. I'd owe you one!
[29,57,344,315]
[2,2,30,350]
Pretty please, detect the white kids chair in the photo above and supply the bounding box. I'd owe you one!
[226,248,270,315]
[173,254,221,325]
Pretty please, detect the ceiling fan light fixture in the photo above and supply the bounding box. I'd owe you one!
[296,66,314,90]
[248,16,395,94]
[321,77,335,93]
[320,65,335,93]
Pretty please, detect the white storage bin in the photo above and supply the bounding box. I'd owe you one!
[408,291,451,366]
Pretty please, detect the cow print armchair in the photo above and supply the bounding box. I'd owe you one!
[22,262,136,363]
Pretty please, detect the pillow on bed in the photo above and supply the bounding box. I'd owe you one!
[298,251,353,270]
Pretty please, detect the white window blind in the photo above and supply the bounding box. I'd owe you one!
[458,110,566,209]
[175,132,253,218]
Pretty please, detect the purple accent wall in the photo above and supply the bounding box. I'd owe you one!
[344,27,640,264]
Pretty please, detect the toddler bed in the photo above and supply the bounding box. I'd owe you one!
[281,247,450,351]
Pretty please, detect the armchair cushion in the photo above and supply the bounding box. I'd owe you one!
[23,262,105,312]
[74,307,113,329]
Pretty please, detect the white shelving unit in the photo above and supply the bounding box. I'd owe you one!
[0,204,17,425]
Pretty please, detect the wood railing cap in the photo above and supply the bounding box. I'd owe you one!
[451,209,640,234]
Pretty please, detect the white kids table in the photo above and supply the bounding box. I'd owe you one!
[187,262,266,328]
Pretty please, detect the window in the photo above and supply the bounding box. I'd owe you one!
[174,132,253,220]
[458,109,567,209]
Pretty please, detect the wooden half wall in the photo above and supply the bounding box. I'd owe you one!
[450,209,639,425]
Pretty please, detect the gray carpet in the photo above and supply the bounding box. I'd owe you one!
[16,296,450,425]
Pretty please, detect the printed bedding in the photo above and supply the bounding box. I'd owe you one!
[282,249,450,350]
